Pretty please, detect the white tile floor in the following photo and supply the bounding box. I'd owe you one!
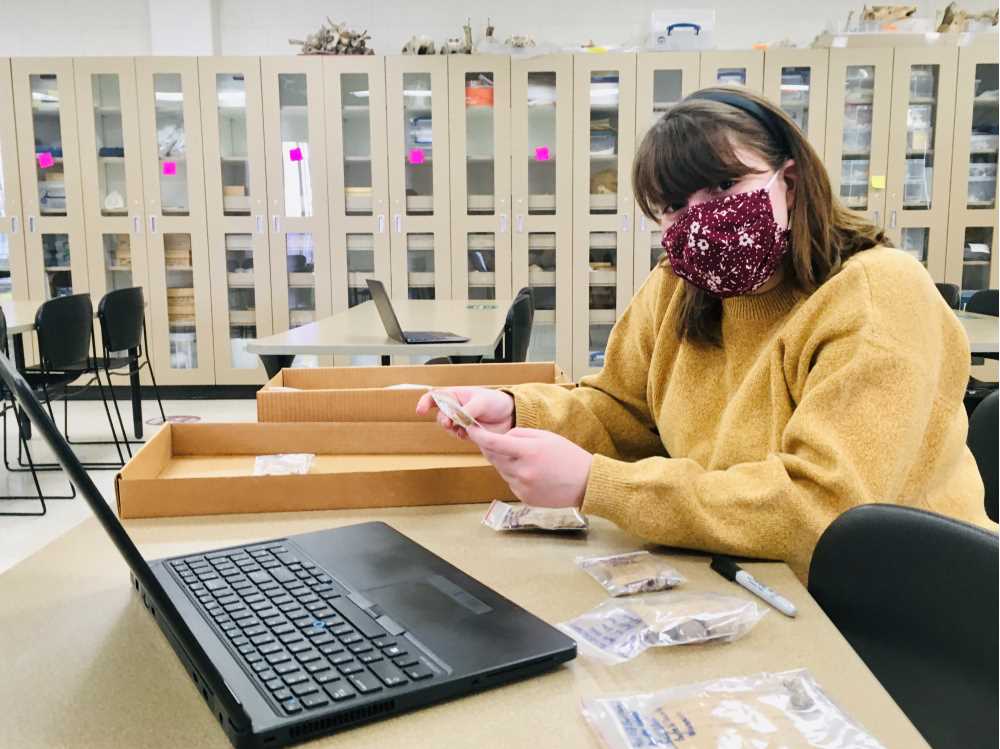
[0,397,257,574]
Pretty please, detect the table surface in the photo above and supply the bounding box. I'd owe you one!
[1,299,46,334]
[956,309,999,354]
[0,505,929,749]
[246,300,513,358]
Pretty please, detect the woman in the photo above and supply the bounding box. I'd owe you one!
[417,87,993,580]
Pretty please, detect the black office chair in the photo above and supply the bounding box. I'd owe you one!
[935,282,961,309]
[964,288,998,415]
[426,287,535,365]
[969,390,998,522]
[0,306,50,516]
[967,288,999,317]
[17,294,125,469]
[96,287,166,457]
[808,504,999,749]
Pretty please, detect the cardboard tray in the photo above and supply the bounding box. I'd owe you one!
[256,362,571,422]
[115,422,515,519]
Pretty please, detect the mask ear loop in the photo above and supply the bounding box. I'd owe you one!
[764,170,781,191]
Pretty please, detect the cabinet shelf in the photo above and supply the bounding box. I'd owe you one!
[589,309,617,324]
[228,310,256,325]
[589,269,617,285]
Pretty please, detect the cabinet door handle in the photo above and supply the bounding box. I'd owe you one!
[873,210,880,227]
[889,209,897,229]
[28,215,36,233]
[622,214,630,233]
[149,215,158,234]
[394,214,402,233]
[272,215,280,233]
[377,214,385,234]
[639,215,647,232]
[132,215,143,235]
[9,216,17,234]
[255,215,265,234]
[515,214,524,233]
[499,213,508,233]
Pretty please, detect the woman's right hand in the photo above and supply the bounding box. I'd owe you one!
[415,387,514,439]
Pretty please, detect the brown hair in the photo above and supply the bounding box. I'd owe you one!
[632,86,889,346]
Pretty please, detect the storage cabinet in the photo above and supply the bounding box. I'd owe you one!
[199,58,274,384]
[0,59,29,306]
[763,48,829,156]
[74,57,151,322]
[825,48,895,228]
[136,57,216,385]
[448,55,512,304]
[946,44,999,298]
[261,57,331,369]
[11,59,88,303]
[510,55,573,371]
[700,50,764,90]
[385,56,452,304]
[573,54,637,377]
[632,52,700,291]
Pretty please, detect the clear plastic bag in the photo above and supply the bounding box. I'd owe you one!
[253,453,314,476]
[576,551,685,596]
[558,592,765,665]
[482,499,588,532]
[430,390,481,429]
[581,668,887,748]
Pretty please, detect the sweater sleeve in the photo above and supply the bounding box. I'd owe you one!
[581,321,970,578]
[508,270,668,462]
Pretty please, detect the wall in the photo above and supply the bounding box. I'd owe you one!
[1,0,997,57]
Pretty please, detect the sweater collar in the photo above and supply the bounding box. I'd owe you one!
[722,282,799,321]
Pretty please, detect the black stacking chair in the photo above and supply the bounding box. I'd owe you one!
[965,288,998,415]
[967,288,999,318]
[935,282,961,309]
[17,294,125,470]
[96,287,166,457]
[968,390,998,522]
[426,287,535,365]
[0,307,50,516]
[809,505,998,749]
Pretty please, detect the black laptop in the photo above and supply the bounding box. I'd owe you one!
[0,353,575,747]
[366,279,469,344]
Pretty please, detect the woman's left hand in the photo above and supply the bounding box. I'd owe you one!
[466,426,593,508]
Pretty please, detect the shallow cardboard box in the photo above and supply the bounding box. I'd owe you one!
[257,362,571,422]
[115,422,515,519]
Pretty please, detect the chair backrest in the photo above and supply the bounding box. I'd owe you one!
[0,305,7,356]
[501,288,535,363]
[35,293,93,371]
[97,287,145,353]
[808,504,999,749]
[966,288,999,317]
[969,390,999,522]
[935,282,961,309]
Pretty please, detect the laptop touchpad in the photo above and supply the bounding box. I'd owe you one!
[364,574,492,631]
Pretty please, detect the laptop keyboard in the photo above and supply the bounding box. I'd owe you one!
[168,542,435,716]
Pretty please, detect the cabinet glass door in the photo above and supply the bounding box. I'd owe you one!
[825,49,893,228]
[512,56,572,370]
[200,58,272,384]
[885,49,957,281]
[136,58,215,384]
[633,53,699,291]
[700,51,764,91]
[262,58,331,369]
[0,59,29,303]
[763,49,828,156]
[387,57,451,311]
[947,46,999,300]
[326,58,391,367]
[449,56,512,303]
[75,59,150,323]
[573,55,636,377]
[11,59,88,302]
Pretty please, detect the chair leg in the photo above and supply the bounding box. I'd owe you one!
[146,357,167,422]
[93,367,126,466]
[1,402,74,503]
[103,363,133,459]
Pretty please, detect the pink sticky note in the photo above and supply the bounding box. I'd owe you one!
[535,145,550,162]
[289,147,303,162]
[162,160,177,176]
[37,152,54,169]
[408,148,425,165]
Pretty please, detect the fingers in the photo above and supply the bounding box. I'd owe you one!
[415,392,435,415]
[467,426,525,458]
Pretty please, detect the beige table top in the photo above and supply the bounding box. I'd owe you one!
[1,298,46,334]
[956,309,998,355]
[0,505,928,748]
[246,300,513,358]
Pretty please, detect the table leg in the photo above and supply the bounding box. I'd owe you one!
[128,347,143,439]
[12,333,30,439]
[260,354,296,379]
[381,355,391,366]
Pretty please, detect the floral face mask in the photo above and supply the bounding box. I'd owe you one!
[661,171,791,298]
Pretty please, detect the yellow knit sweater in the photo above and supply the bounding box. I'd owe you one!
[511,247,994,580]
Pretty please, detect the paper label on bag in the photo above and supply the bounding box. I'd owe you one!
[481,499,588,532]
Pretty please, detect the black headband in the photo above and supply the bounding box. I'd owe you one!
[687,89,791,156]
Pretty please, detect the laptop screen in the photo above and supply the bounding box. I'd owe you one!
[365,279,406,342]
